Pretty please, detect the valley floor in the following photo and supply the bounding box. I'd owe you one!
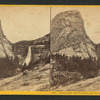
[0,64,100,91]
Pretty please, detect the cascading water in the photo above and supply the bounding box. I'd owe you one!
[23,46,32,66]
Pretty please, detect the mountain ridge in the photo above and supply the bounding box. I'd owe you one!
[0,21,14,59]
[51,10,97,59]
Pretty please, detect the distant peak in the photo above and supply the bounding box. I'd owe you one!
[59,10,80,15]
[0,20,5,37]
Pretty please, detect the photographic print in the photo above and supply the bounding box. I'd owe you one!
[50,7,100,91]
[0,6,100,93]
[0,6,50,91]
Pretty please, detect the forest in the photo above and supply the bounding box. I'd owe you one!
[50,54,100,86]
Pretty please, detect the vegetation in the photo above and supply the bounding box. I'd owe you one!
[0,56,19,78]
[21,54,50,71]
[50,54,100,86]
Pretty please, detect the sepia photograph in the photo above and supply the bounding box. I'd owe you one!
[50,7,100,91]
[0,6,50,91]
[0,6,100,92]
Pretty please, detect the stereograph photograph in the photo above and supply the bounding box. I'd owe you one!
[0,6,100,92]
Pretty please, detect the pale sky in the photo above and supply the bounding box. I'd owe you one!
[51,7,100,44]
[0,6,100,44]
[0,6,50,43]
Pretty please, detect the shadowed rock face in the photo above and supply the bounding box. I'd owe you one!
[0,21,14,59]
[13,34,50,65]
[22,45,50,66]
[95,43,100,57]
[0,22,19,78]
[51,10,97,58]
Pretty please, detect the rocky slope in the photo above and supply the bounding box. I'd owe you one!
[95,43,100,57]
[0,64,50,91]
[0,63,100,91]
[0,21,14,59]
[51,10,97,58]
[55,75,100,91]
[13,34,50,65]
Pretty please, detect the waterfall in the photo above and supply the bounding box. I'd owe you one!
[22,46,32,66]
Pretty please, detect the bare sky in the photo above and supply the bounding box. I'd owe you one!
[51,7,100,44]
[0,6,100,44]
[0,6,50,43]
